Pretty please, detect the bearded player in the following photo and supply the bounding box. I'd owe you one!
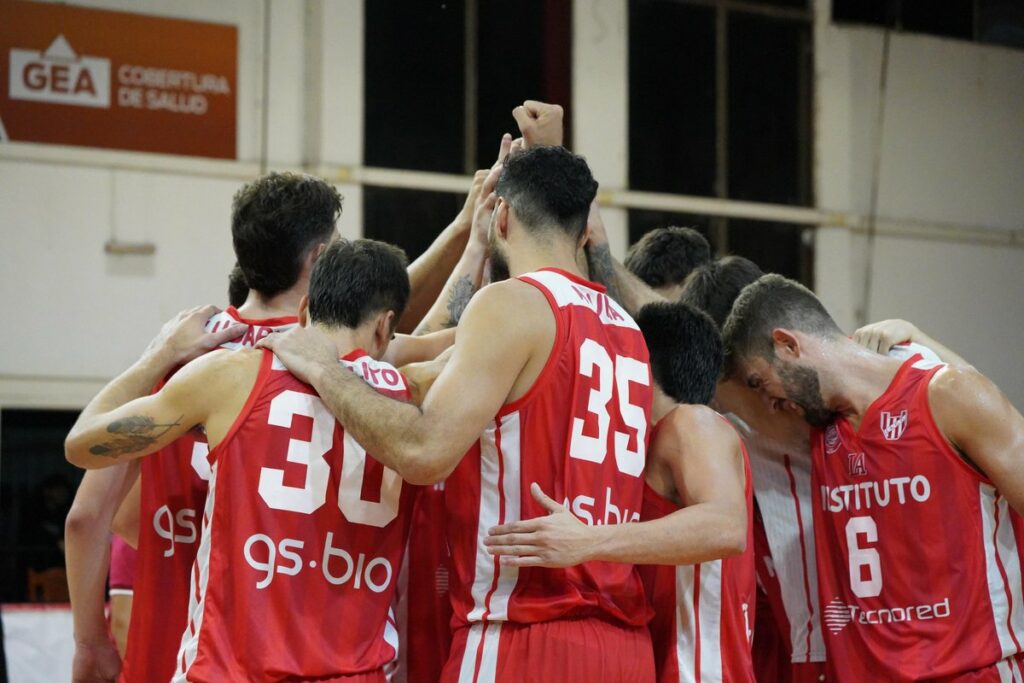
[723,274,1024,682]
[485,300,756,683]
[260,145,656,681]
[67,239,421,681]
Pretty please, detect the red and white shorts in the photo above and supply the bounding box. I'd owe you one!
[442,617,655,682]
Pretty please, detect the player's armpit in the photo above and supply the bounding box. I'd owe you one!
[930,366,1024,516]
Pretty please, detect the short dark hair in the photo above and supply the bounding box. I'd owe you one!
[637,302,723,405]
[227,263,248,308]
[495,146,598,240]
[624,227,711,289]
[722,274,842,373]
[232,172,342,298]
[308,239,410,330]
[680,255,764,329]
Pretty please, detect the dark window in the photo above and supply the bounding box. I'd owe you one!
[364,1,466,172]
[832,0,1019,46]
[739,0,809,7]
[362,186,464,262]
[1,409,82,602]
[629,0,716,196]
[728,14,811,205]
[726,219,812,282]
[476,0,572,170]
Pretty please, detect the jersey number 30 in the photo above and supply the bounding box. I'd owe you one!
[257,390,400,528]
[569,338,649,477]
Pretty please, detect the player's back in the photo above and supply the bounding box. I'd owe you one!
[173,348,418,682]
[812,353,1024,681]
[121,307,297,683]
[446,268,653,628]
[640,411,757,683]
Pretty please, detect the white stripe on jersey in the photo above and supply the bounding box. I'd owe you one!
[457,623,484,682]
[697,560,725,682]
[981,485,1024,659]
[674,564,698,683]
[746,448,826,663]
[467,412,522,622]
[172,460,218,681]
[519,270,639,330]
[477,622,502,681]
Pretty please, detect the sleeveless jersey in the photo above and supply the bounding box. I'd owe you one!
[741,341,940,671]
[392,481,453,683]
[445,268,654,638]
[173,348,417,681]
[120,308,296,683]
[812,353,1024,681]
[640,420,757,683]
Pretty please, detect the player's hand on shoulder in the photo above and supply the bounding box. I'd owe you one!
[145,304,246,366]
[512,100,565,148]
[853,319,920,355]
[256,324,336,386]
[71,638,122,683]
[484,483,592,568]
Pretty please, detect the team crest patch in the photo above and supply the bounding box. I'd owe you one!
[880,410,908,441]
[847,452,867,477]
[825,424,842,454]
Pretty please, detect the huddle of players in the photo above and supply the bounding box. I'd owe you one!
[62,100,1024,683]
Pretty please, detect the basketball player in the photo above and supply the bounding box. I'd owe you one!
[625,226,712,300]
[723,274,1024,681]
[66,172,336,683]
[485,300,756,682]
[67,239,419,681]
[260,145,656,681]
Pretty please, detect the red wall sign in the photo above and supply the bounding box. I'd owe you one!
[0,1,237,159]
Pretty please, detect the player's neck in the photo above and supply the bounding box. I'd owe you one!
[312,323,379,362]
[651,389,677,424]
[829,341,908,429]
[507,240,586,281]
[236,287,304,321]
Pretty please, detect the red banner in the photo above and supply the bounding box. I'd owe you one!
[0,1,237,159]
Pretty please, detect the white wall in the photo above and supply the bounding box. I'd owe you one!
[814,15,1024,406]
[0,0,363,406]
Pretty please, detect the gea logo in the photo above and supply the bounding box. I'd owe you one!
[9,35,110,108]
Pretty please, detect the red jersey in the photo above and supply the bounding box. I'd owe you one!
[812,354,1024,681]
[445,269,654,663]
[173,348,418,681]
[392,481,453,683]
[739,341,942,675]
[640,421,757,683]
[120,308,296,683]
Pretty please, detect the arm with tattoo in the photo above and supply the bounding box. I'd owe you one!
[65,306,246,468]
[584,202,666,314]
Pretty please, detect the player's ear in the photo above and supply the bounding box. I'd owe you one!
[772,328,801,360]
[298,295,310,327]
[495,200,510,240]
[374,310,396,351]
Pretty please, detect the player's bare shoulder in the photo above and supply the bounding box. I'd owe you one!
[654,404,739,462]
[461,278,554,342]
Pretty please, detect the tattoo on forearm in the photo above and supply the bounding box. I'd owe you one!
[442,275,477,329]
[587,243,622,303]
[88,415,183,458]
